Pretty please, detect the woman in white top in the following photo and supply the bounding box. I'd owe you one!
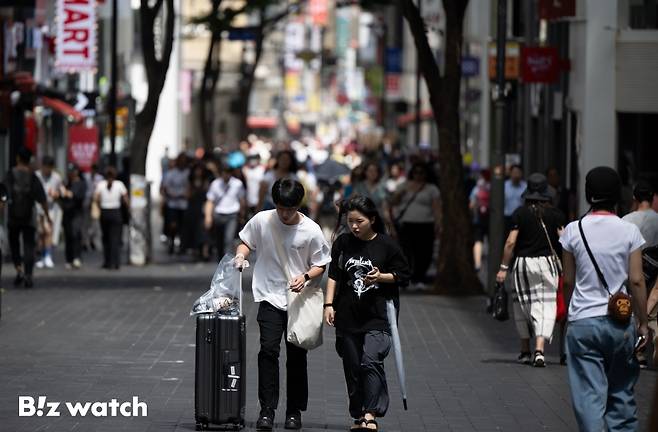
[560,167,649,432]
[94,166,129,270]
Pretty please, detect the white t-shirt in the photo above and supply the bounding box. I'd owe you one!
[622,209,658,248]
[239,210,331,311]
[206,177,245,215]
[162,168,189,210]
[560,214,645,322]
[36,170,63,209]
[242,165,265,207]
[95,180,128,210]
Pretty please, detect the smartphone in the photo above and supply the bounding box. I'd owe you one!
[634,335,647,352]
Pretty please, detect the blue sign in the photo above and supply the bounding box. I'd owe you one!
[385,48,402,73]
[461,56,480,77]
[228,28,257,41]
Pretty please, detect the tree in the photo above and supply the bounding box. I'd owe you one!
[130,0,176,176]
[198,0,224,150]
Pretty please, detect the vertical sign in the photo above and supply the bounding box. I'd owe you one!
[309,0,328,27]
[56,0,96,71]
[68,124,99,172]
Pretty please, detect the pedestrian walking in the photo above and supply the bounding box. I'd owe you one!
[204,162,246,261]
[35,155,62,269]
[94,166,129,270]
[496,173,565,367]
[324,195,410,432]
[184,163,212,260]
[560,166,649,432]
[82,164,103,251]
[504,164,527,235]
[390,162,441,290]
[59,163,87,269]
[242,154,265,219]
[161,153,189,254]
[233,178,331,431]
[469,169,491,273]
[4,148,50,288]
[352,161,389,220]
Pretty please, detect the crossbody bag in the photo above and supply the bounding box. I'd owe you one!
[578,217,633,324]
[537,212,562,275]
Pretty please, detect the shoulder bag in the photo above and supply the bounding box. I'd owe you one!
[578,218,632,325]
[269,213,324,350]
[537,213,566,321]
[393,184,425,233]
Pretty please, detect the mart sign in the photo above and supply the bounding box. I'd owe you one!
[56,0,96,71]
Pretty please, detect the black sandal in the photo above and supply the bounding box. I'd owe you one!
[350,417,367,431]
[365,419,378,431]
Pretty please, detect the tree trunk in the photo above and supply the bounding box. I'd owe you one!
[199,0,223,150]
[131,0,176,176]
[237,8,266,141]
[401,0,482,295]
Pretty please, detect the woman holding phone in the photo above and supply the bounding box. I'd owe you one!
[560,167,649,431]
[324,195,410,432]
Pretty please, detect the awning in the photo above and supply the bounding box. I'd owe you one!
[41,96,84,123]
[247,116,278,129]
[397,109,434,127]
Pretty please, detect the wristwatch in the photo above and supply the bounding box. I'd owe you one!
[303,273,311,281]
[323,303,333,309]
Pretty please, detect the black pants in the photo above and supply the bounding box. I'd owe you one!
[213,213,238,260]
[63,212,83,263]
[336,330,392,418]
[100,209,122,268]
[257,301,308,415]
[399,222,434,283]
[8,224,36,276]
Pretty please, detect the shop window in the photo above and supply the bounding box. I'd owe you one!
[629,0,658,29]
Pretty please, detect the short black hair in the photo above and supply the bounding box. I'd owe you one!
[510,164,523,173]
[633,180,653,203]
[41,155,55,167]
[16,147,32,164]
[271,178,305,208]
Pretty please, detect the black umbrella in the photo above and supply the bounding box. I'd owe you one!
[314,159,351,183]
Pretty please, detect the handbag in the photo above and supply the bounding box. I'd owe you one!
[492,282,509,321]
[578,218,632,325]
[269,213,324,350]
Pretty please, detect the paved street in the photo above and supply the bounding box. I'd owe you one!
[0,247,656,432]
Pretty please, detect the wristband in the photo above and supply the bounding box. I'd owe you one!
[304,273,311,282]
[323,303,333,309]
[235,253,245,259]
[499,264,509,270]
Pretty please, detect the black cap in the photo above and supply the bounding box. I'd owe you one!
[585,166,621,206]
[633,180,653,203]
[523,173,551,202]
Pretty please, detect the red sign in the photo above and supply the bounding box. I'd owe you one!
[539,0,575,20]
[309,0,328,27]
[521,46,559,83]
[68,124,99,172]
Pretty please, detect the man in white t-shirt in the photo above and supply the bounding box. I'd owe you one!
[233,178,331,431]
[242,155,265,218]
[35,156,63,268]
[204,163,246,260]
[623,181,658,248]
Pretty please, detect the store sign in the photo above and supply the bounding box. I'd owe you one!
[68,124,99,172]
[309,0,328,27]
[488,42,520,80]
[56,0,96,71]
[539,0,575,20]
[521,46,559,83]
[461,56,480,78]
[385,74,402,101]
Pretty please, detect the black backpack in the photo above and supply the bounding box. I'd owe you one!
[7,168,37,222]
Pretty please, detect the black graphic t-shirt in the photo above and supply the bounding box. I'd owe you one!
[328,233,410,333]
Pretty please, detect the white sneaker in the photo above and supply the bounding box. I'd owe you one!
[72,258,82,269]
[35,260,45,269]
[44,256,55,268]
[65,263,72,270]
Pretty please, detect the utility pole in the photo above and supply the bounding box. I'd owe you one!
[414,0,422,147]
[488,0,508,295]
[109,0,118,166]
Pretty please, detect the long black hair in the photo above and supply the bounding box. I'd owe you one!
[332,194,386,241]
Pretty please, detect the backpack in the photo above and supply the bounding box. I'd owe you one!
[476,184,490,216]
[7,168,36,222]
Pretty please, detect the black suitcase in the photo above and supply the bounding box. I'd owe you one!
[194,270,246,430]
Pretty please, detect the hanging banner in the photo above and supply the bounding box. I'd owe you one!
[539,0,575,20]
[309,0,328,27]
[56,0,97,71]
[521,46,559,83]
[68,124,99,172]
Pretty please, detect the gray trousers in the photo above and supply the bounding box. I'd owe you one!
[336,329,392,418]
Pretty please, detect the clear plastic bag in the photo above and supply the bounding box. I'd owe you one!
[190,254,241,316]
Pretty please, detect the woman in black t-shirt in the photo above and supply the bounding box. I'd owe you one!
[496,173,565,368]
[324,195,410,432]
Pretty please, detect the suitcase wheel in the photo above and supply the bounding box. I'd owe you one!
[195,422,208,431]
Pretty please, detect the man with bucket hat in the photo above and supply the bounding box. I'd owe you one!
[497,173,565,367]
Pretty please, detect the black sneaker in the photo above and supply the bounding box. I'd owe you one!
[256,409,274,431]
[284,412,302,430]
[533,350,545,368]
[517,351,532,365]
[24,275,34,289]
[14,272,24,287]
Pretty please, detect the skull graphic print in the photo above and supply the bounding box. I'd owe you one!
[345,256,379,298]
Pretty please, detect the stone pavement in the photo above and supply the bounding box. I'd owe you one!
[0,248,656,432]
